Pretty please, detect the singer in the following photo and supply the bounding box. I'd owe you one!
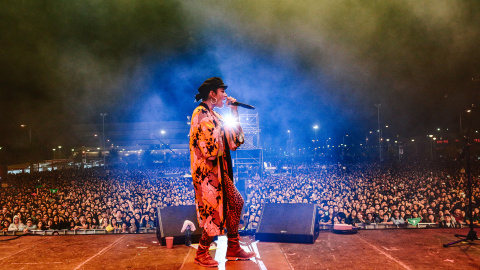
[189,77,255,267]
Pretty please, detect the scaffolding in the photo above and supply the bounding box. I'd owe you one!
[234,113,263,188]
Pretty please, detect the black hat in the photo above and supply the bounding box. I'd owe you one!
[198,77,228,92]
[196,77,228,101]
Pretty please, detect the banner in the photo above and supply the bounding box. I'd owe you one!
[407,217,421,226]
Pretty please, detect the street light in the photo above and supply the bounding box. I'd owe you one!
[427,135,435,159]
[460,109,472,133]
[20,125,32,143]
[287,130,291,155]
[374,104,382,162]
[313,125,319,157]
[20,124,33,172]
[313,125,319,141]
[100,113,107,168]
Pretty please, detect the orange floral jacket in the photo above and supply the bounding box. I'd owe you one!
[189,103,244,236]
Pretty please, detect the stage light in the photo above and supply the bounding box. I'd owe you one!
[223,114,237,128]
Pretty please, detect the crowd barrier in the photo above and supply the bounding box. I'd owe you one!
[2,223,468,237]
[318,223,465,230]
[0,228,156,236]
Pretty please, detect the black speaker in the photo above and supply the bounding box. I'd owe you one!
[255,203,318,244]
[155,205,202,246]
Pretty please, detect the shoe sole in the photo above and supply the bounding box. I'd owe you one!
[225,256,255,261]
[194,260,219,267]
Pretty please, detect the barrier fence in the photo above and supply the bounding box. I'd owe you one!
[1,223,469,237]
[0,228,156,236]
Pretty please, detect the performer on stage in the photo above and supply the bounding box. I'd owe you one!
[189,77,255,267]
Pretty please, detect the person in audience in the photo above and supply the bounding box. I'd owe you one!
[352,211,365,226]
[100,217,109,230]
[110,218,120,230]
[380,213,391,224]
[440,214,457,228]
[390,210,405,225]
[465,210,480,226]
[37,220,45,231]
[364,212,375,225]
[452,208,465,225]
[8,215,24,231]
[1,220,10,232]
[120,222,129,233]
[23,219,37,233]
[73,216,89,230]
[129,218,138,233]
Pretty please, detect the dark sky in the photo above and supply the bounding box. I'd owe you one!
[1,0,480,151]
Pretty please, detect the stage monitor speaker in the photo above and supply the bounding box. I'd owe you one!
[155,205,202,246]
[255,203,318,244]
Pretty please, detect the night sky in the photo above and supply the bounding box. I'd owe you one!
[2,0,480,156]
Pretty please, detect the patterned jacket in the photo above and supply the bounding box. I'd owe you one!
[189,103,244,236]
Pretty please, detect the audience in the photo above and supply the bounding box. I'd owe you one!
[1,160,479,234]
[0,165,193,234]
[243,161,480,230]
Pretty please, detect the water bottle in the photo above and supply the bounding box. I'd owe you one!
[185,226,192,246]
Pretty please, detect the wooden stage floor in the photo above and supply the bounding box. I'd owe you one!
[0,228,479,269]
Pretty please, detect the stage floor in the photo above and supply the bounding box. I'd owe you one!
[0,228,479,269]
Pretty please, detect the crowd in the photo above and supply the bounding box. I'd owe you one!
[1,160,479,235]
[0,165,194,234]
[243,161,480,230]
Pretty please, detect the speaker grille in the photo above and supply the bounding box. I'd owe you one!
[256,203,317,243]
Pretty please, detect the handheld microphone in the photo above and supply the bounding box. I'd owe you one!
[232,101,255,110]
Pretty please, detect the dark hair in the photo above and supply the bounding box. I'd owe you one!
[195,88,217,102]
[195,77,227,102]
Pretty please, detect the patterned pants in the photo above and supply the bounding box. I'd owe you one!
[200,174,244,246]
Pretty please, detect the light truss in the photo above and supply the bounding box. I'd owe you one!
[233,113,263,184]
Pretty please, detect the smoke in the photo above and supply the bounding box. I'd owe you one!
[2,0,480,149]
[178,0,480,139]
[0,0,190,145]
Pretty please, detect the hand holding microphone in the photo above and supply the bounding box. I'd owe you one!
[226,96,255,110]
[226,96,238,110]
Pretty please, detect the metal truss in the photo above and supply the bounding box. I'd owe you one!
[238,113,261,149]
[233,113,263,181]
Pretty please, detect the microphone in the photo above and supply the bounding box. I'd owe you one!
[232,101,255,110]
